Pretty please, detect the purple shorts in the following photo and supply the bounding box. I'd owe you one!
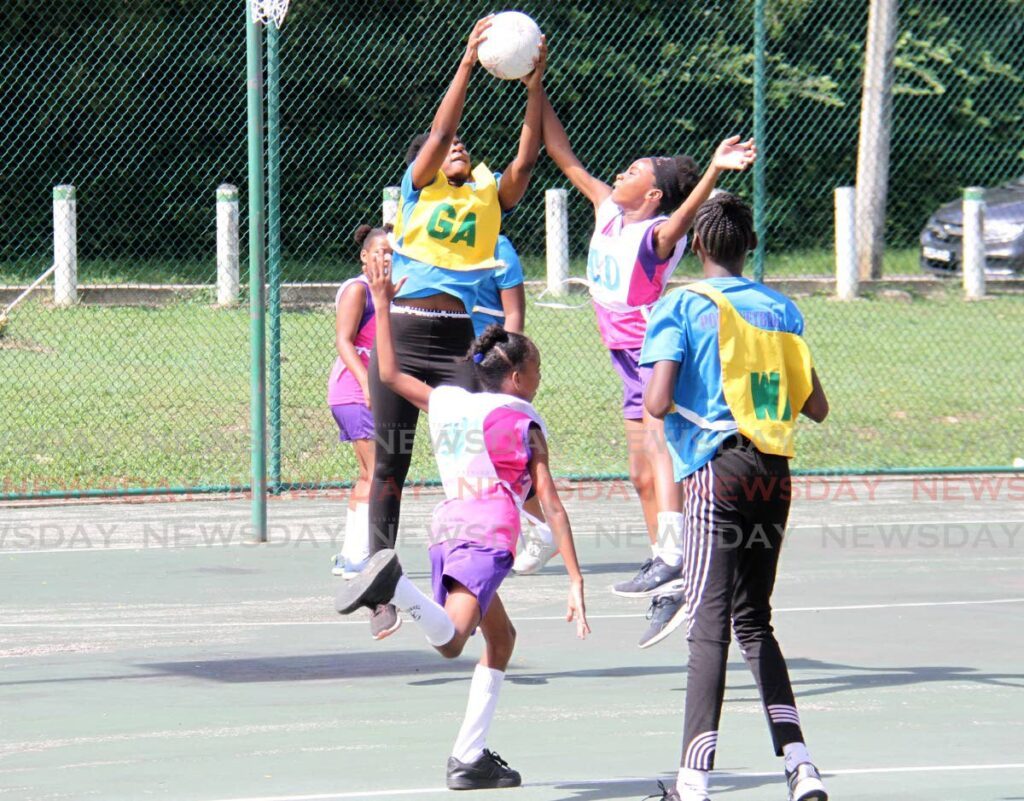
[429,539,514,617]
[609,348,652,420]
[330,403,374,442]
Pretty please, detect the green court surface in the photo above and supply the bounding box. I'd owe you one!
[2,476,1023,800]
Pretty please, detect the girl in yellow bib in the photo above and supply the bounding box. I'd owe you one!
[641,194,830,801]
[365,17,547,639]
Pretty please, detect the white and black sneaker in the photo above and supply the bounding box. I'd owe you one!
[446,749,522,790]
[612,557,684,598]
[786,762,827,801]
[638,592,688,649]
[641,780,688,801]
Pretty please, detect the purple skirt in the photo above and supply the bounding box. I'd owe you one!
[429,539,514,617]
[330,403,374,442]
[609,348,652,421]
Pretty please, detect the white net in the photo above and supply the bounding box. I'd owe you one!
[250,0,289,28]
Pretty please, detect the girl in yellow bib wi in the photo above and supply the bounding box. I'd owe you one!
[364,17,547,640]
[641,194,830,801]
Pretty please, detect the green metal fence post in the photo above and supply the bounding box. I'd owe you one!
[753,0,767,283]
[267,19,282,493]
[246,1,267,543]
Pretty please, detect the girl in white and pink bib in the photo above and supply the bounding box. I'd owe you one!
[334,255,589,790]
[541,94,757,588]
[329,224,390,578]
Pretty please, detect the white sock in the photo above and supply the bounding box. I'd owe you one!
[783,741,811,773]
[657,512,685,568]
[677,767,710,800]
[451,664,505,763]
[390,575,455,646]
[650,542,660,560]
[341,503,370,565]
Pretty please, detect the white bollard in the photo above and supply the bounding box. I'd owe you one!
[545,189,569,297]
[382,186,400,227]
[216,184,240,306]
[834,186,858,300]
[962,186,986,300]
[53,185,77,306]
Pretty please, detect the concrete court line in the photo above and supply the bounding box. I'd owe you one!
[201,762,1024,801]
[2,518,1022,556]
[2,597,1023,629]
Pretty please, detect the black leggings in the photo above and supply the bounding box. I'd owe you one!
[679,437,802,771]
[368,308,477,553]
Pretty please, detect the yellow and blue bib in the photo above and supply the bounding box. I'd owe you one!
[640,276,812,478]
[686,281,813,457]
[392,164,502,272]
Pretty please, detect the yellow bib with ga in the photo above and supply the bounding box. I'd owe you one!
[392,163,502,271]
[688,281,814,457]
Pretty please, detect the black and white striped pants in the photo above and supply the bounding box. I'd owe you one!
[679,435,805,772]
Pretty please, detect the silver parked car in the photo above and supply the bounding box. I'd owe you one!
[919,176,1024,276]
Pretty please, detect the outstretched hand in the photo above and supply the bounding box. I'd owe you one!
[567,580,591,639]
[713,135,757,172]
[521,35,548,89]
[365,249,403,306]
[462,16,493,67]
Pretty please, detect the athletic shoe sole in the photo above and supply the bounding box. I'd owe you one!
[334,549,401,615]
[447,775,521,790]
[611,576,687,598]
[792,784,827,801]
[638,601,688,649]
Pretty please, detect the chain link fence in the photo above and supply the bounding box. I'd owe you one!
[2,0,1023,500]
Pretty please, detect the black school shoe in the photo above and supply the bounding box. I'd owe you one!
[446,749,522,790]
[333,549,402,615]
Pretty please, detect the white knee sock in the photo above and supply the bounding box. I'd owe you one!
[390,575,455,646]
[783,741,811,773]
[451,664,505,763]
[677,767,709,800]
[341,503,370,565]
[657,511,685,568]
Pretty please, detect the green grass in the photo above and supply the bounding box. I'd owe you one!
[0,248,926,286]
[2,284,1022,496]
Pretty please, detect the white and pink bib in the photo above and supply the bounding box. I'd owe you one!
[587,197,686,350]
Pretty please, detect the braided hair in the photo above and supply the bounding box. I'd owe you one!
[693,193,757,268]
[404,133,430,166]
[649,155,700,215]
[467,325,538,393]
[352,223,392,252]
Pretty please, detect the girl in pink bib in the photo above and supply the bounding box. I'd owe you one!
[329,224,390,578]
[540,95,757,588]
[334,254,589,791]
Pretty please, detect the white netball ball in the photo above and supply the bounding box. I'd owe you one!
[477,11,542,81]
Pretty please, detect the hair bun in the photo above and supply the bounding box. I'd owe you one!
[352,224,374,247]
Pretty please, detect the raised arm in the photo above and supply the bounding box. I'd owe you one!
[335,283,371,406]
[365,253,432,412]
[651,136,757,261]
[410,17,491,190]
[528,426,590,639]
[541,95,611,210]
[497,39,547,212]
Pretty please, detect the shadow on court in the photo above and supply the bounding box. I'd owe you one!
[536,772,779,800]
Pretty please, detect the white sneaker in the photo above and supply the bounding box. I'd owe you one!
[512,524,557,575]
[786,762,827,801]
[331,553,368,579]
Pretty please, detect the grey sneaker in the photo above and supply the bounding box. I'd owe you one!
[334,549,402,614]
[369,603,402,640]
[612,557,684,598]
[786,762,827,801]
[638,592,687,649]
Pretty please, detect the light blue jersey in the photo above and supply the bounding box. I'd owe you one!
[640,276,805,480]
[391,163,503,313]
[471,235,525,336]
